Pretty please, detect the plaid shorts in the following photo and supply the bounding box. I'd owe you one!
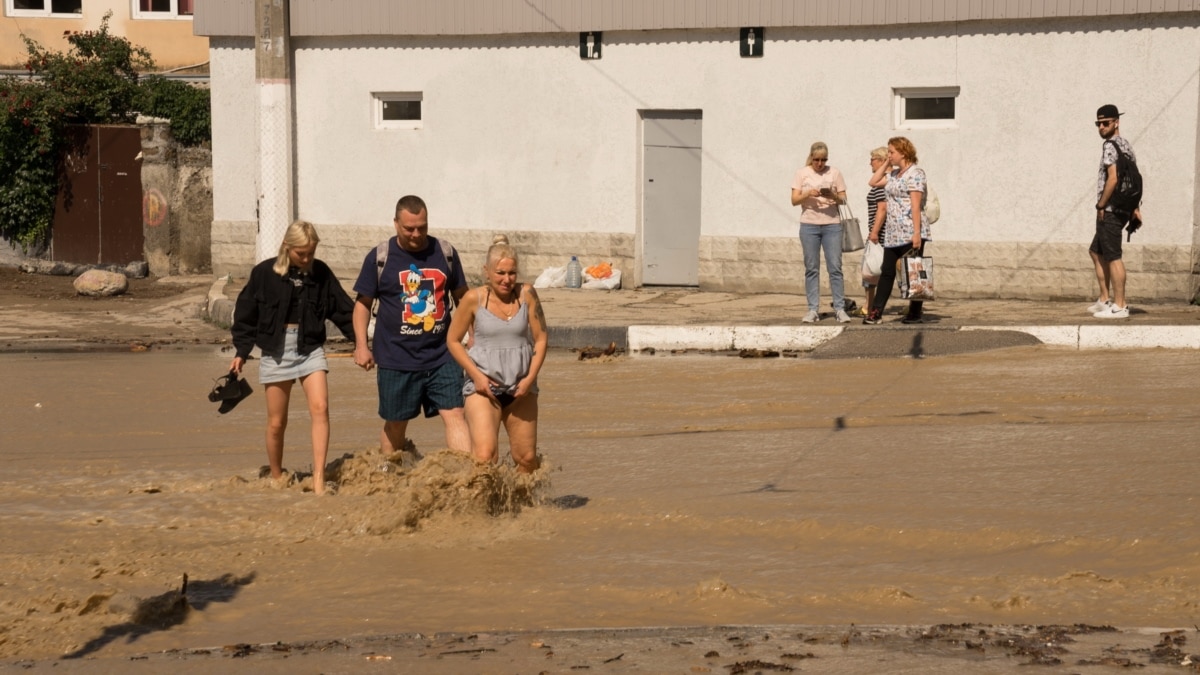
[377,360,465,421]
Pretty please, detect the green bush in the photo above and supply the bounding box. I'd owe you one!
[136,76,211,147]
[23,16,152,125]
[0,79,62,248]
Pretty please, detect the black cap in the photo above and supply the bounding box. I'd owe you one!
[1096,104,1124,120]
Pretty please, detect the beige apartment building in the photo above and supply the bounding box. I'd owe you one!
[1,0,206,71]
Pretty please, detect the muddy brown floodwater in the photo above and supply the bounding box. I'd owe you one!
[1,345,1198,673]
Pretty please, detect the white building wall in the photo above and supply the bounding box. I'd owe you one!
[209,38,260,268]
[209,16,1200,300]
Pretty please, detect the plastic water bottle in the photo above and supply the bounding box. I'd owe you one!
[566,256,583,289]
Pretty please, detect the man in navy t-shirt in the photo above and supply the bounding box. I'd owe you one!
[352,195,469,456]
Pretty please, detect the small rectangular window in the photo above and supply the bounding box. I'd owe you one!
[132,0,192,19]
[374,92,423,130]
[7,0,81,16]
[894,87,959,129]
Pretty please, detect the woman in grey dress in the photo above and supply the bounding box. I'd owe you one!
[446,235,548,473]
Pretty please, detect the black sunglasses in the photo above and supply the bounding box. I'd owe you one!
[1095,119,1115,128]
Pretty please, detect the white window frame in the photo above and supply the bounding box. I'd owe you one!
[373,92,423,130]
[5,0,82,18]
[893,87,959,130]
[131,0,193,20]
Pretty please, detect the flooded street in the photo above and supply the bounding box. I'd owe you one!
[1,345,1198,671]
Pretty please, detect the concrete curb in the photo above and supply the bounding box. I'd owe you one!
[200,275,1200,353]
[548,325,628,351]
[964,324,1200,350]
[628,324,1200,353]
[204,275,235,329]
[628,325,841,352]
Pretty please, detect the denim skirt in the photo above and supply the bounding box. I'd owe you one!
[258,327,328,385]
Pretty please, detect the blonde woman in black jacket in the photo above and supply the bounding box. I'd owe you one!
[230,220,356,495]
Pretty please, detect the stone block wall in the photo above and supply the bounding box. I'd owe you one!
[140,119,213,276]
[212,222,635,288]
[211,222,1198,301]
[700,235,1199,302]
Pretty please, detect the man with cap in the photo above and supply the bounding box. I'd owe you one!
[1088,104,1140,319]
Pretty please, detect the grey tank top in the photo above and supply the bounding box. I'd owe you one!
[462,288,537,396]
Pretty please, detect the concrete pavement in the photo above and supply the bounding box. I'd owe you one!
[204,277,1200,356]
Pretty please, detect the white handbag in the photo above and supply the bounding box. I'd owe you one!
[861,240,883,285]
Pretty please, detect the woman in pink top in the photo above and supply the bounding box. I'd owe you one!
[790,141,850,323]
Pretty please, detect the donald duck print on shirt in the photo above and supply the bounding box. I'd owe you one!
[400,263,448,333]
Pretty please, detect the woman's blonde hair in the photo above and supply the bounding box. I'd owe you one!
[272,220,320,276]
[485,234,518,270]
[805,141,830,168]
[870,146,888,161]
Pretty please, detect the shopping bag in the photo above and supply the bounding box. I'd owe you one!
[861,240,883,285]
[900,255,935,301]
[923,184,940,224]
[533,265,567,288]
[839,204,864,253]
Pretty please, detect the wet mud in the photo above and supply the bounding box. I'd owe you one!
[1,346,1199,672]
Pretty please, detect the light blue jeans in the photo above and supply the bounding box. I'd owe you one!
[799,222,845,313]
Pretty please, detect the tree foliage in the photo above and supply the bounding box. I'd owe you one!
[0,12,211,249]
[136,76,211,147]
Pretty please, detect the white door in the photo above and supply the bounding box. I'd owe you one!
[642,111,702,286]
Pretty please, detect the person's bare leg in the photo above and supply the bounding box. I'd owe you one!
[439,407,470,454]
[463,394,501,463]
[502,394,540,473]
[299,370,330,495]
[382,420,408,455]
[264,381,293,480]
[1090,249,1111,303]
[1110,259,1127,308]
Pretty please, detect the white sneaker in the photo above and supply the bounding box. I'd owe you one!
[835,309,851,323]
[802,310,820,323]
[1094,304,1129,319]
[1087,299,1111,314]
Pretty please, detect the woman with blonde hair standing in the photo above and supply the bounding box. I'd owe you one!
[447,235,548,473]
[791,141,851,323]
[861,146,890,313]
[864,136,930,324]
[230,220,357,494]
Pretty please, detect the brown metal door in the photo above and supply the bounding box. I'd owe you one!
[52,125,144,265]
[52,126,99,263]
[96,125,144,264]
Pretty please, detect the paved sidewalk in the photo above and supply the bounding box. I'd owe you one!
[205,278,1200,356]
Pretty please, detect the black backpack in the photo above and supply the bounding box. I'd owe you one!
[1107,140,1143,214]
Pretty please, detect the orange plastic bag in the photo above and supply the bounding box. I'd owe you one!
[585,262,612,279]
